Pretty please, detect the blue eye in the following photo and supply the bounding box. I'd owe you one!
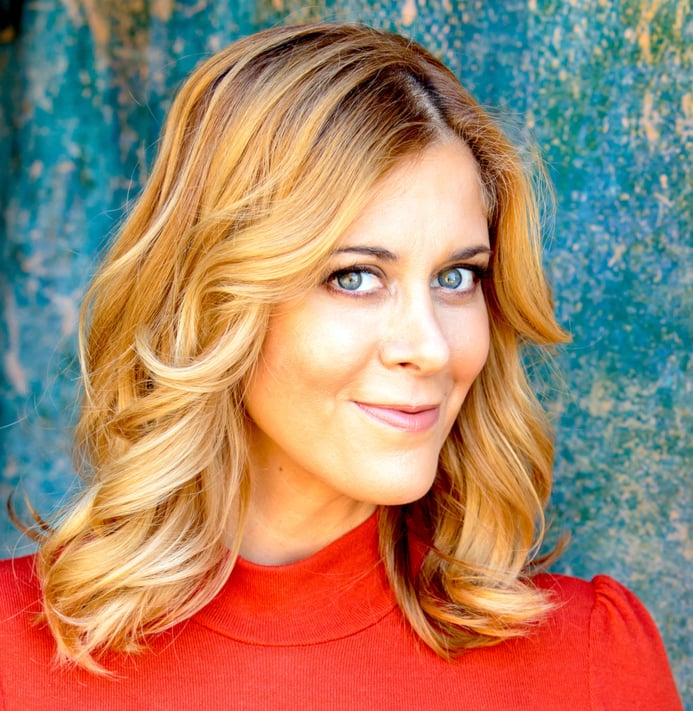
[434,267,475,292]
[329,267,382,294]
[336,271,363,291]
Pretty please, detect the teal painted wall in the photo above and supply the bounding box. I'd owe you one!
[1,0,690,701]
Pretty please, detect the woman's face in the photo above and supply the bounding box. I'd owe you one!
[244,139,491,515]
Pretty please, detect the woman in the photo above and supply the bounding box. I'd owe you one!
[0,23,681,709]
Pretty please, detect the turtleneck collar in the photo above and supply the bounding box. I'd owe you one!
[192,512,398,645]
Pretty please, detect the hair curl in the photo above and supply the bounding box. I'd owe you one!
[32,23,568,671]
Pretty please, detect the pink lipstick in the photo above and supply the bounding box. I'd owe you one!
[355,403,439,432]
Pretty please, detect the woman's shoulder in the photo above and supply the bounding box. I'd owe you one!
[530,572,682,710]
[0,554,38,585]
[533,571,671,650]
[533,570,668,634]
[0,552,37,575]
[0,555,42,621]
[534,569,642,606]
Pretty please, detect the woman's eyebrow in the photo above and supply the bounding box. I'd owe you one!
[334,246,397,260]
[334,245,492,261]
[449,246,493,261]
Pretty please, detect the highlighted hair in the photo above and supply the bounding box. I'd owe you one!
[34,23,568,670]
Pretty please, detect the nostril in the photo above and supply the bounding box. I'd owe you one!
[379,313,450,373]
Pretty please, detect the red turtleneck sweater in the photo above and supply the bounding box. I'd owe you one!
[0,515,682,710]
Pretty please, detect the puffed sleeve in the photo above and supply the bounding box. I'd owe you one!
[589,575,683,710]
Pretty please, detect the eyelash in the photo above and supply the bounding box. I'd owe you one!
[324,263,490,296]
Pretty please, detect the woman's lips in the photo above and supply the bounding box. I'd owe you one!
[355,403,440,432]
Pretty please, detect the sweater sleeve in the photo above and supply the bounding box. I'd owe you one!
[589,575,683,710]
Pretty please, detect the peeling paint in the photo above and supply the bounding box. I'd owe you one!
[2,290,28,396]
[401,0,417,25]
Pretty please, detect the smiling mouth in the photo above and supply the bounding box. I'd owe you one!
[355,403,440,432]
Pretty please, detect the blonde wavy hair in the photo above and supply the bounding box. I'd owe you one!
[32,23,568,671]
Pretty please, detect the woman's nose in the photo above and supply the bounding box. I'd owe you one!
[378,297,450,374]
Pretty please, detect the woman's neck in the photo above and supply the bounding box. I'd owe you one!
[238,494,376,566]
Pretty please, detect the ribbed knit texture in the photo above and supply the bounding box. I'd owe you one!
[0,515,683,710]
